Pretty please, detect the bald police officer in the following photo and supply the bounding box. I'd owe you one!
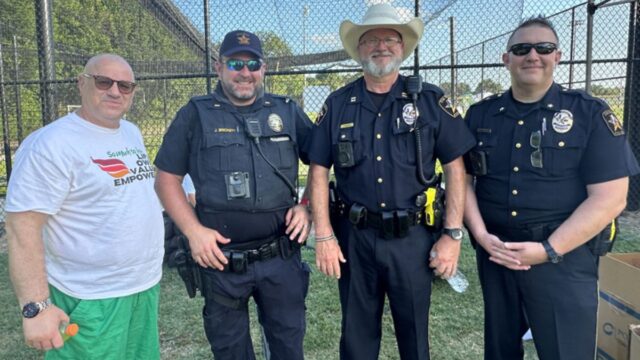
[464,17,640,360]
[308,4,475,359]
[155,30,313,360]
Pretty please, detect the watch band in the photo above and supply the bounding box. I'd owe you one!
[542,240,563,263]
[443,227,464,240]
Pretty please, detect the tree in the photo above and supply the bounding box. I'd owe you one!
[591,84,622,97]
[474,79,503,95]
[439,82,471,97]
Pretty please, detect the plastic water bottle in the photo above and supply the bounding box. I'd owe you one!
[430,251,469,293]
[60,322,79,341]
[445,270,469,293]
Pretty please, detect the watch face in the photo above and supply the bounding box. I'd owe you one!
[445,228,464,240]
[22,303,39,318]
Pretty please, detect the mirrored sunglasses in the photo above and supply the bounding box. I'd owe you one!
[82,74,137,94]
[225,59,263,72]
[530,130,543,168]
[508,42,557,56]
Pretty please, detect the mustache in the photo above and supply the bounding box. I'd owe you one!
[369,50,394,57]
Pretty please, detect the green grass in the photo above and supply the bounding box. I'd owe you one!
[1,223,639,359]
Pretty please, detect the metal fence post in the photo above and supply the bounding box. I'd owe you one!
[204,0,212,94]
[624,0,640,210]
[35,0,56,125]
[12,35,23,144]
[0,44,12,181]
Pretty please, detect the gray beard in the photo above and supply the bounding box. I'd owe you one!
[361,56,402,77]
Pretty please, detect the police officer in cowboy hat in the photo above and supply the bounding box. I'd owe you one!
[155,30,313,360]
[308,3,475,359]
[464,16,640,360]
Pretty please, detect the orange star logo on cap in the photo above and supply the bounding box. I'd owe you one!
[237,34,250,45]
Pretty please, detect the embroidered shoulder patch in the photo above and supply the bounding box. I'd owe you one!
[602,109,624,136]
[315,103,328,125]
[438,96,460,118]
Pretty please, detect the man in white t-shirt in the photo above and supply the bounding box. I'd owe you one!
[5,54,164,359]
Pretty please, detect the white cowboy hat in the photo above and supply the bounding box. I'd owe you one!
[339,3,424,62]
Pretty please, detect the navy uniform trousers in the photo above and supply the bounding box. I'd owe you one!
[477,241,598,360]
[334,216,437,360]
[199,251,309,360]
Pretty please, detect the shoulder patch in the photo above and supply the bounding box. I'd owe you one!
[315,103,328,125]
[438,96,460,118]
[602,109,624,136]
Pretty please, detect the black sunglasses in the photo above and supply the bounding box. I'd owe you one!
[225,58,263,72]
[508,42,557,56]
[83,74,137,94]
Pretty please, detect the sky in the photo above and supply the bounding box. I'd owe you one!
[173,0,631,87]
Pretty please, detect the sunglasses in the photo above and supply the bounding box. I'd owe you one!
[224,58,263,72]
[508,42,557,56]
[530,130,543,168]
[82,74,137,94]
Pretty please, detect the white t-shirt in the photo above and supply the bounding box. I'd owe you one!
[5,113,164,299]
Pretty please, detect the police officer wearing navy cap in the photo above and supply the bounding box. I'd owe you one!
[464,17,640,360]
[155,30,313,360]
[308,4,476,359]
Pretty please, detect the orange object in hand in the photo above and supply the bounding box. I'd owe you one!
[60,323,79,341]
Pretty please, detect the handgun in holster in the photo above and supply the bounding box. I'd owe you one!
[586,218,618,256]
[422,174,444,230]
[170,235,203,298]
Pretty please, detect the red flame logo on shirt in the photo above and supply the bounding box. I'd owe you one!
[91,158,130,178]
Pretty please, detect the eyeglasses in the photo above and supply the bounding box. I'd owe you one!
[508,42,557,56]
[82,74,136,94]
[358,37,403,48]
[224,58,263,72]
[530,130,543,168]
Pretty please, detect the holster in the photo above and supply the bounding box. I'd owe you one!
[423,174,445,231]
[587,218,618,256]
[170,235,203,298]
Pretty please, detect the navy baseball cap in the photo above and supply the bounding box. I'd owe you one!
[219,30,263,59]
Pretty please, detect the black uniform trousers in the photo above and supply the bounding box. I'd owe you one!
[477,241,598,360]
[199,251,310,360]
[333,216,436,360]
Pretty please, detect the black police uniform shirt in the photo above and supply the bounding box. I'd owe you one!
[309,76,476,211]
[465,83,640,228]
[154,83,314,243]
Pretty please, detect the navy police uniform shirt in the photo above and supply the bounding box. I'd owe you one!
[465,83,640,228]
[155,83,313,242]
[309,75,476,211]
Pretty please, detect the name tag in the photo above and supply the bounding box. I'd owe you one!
[270,136,290,142]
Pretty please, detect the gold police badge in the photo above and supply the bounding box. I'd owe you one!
[551,110,573,134]
[268,113,283,132]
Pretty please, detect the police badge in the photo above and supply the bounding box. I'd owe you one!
[268,113,283,132]
[551,110,573,134]
[402,103,418,126]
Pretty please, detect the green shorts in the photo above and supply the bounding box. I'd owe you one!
[45,284,160,360]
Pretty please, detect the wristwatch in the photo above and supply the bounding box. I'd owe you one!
[21,298,51,319]
[443,227,464,240]
[542,240,563,264]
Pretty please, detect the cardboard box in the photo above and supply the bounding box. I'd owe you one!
[630,325,640,360]
[597,253,640,360]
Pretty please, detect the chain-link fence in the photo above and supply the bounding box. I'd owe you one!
[0,0,639,207]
